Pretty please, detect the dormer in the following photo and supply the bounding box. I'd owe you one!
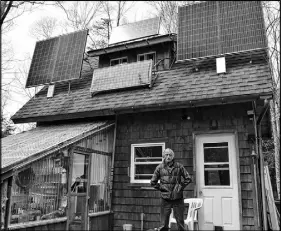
[87,17,177,71]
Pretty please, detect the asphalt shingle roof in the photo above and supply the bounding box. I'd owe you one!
[11,52,272,123]
[1,121,110,171]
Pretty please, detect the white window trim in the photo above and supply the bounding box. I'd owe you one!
[137,52,156,64]
[110,56,128,66]
[130,142,165,183]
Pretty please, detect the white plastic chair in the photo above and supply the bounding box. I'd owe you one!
[169,198,203,230]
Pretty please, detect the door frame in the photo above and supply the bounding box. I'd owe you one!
[192,130,242,230]
[66,147,92,230]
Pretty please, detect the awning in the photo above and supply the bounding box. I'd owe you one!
[1,121,114,175]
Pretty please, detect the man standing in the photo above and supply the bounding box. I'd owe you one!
[151,148,192,231]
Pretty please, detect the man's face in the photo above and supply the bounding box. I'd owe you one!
[163,151,174,163]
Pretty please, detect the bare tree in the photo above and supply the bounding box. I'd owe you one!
[262,1,280,199]
[147,1,194,34]
[29,16,59,40]
[55,1,136,49]
[1,1,51,135]
[1,1,47,28]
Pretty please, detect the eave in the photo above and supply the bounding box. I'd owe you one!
[87,34,177,57]
[12,93,272,124]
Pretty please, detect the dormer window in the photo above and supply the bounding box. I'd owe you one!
[137,52,156,65]
[110,57,128,66]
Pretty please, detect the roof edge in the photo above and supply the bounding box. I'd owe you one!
[1,122,115,176]
[12,93,272,124]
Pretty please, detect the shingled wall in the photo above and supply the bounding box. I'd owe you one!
[112,102,270,230]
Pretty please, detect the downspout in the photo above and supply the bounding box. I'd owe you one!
[109,114,118,211]
[256,99,270,230]
[251,101,261,229]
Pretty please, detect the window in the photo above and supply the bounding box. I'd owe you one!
[110,57,128,66]
[89,153,111,213]
[137,52,156,65]
[203,142,230,186]
[9,153,68,225]
[131,143,165,183]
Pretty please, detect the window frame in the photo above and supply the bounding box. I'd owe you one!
[203,142,232,187]
[130,142,165,183]
[110,56,128,66]
[137,52,156,65]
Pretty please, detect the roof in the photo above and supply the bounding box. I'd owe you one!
[11,51,272,124]
[87,34,176,57]
[1,121,112,173]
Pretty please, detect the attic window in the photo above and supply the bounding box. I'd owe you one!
[110,57,128,66]
[137,52,156,65]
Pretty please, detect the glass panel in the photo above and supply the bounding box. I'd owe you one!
[89,153,111,213]
[110,59,119,66]
[204,142,229,162]
[204,170,230,185]
[146,53,155,64]
[134,146,162,161]
[121,58,127,63]
[68,195,87,230]
[135,164,159,180]
[71,154,89,193]
[10,153,68,224]
[138,55,145,61]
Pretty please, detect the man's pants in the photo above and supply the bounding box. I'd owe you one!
[160,198,185,231]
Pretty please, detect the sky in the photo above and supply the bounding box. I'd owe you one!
[2,1,156,128]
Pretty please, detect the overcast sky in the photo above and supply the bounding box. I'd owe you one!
[3,1,156,122]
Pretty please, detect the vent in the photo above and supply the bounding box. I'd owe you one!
[216,57,226,74]
[47,84,55,98]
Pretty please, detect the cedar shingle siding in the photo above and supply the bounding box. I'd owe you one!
[112,103,270,230]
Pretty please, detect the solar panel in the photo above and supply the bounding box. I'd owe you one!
[26,29,88,88]
[177,1,267,61]
[108,17,160,45]
[90,60,152,95]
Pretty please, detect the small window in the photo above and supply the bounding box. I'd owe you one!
[131,143,165,183]
[137,52,156,65]
[110,57,128,66]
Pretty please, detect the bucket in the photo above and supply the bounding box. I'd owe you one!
[123,224,133,231]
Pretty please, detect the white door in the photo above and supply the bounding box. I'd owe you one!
[195,133,241,230]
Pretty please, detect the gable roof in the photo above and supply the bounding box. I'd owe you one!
[11,51,272,124]
[1,121,112,174]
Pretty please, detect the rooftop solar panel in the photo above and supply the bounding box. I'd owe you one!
[26,29,88,88]
[108,17,160,45]
[90,60,152,95]
[177,1,267,61]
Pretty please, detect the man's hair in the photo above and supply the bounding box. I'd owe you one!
[162,148,175,158]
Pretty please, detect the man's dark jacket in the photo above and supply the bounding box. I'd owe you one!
[150,160,192,200]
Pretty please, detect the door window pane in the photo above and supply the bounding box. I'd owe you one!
[203,142,230,186]
[204,170,230,185]
[204,142,229,162]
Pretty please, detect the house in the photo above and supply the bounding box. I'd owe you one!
[1,1,273,230]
